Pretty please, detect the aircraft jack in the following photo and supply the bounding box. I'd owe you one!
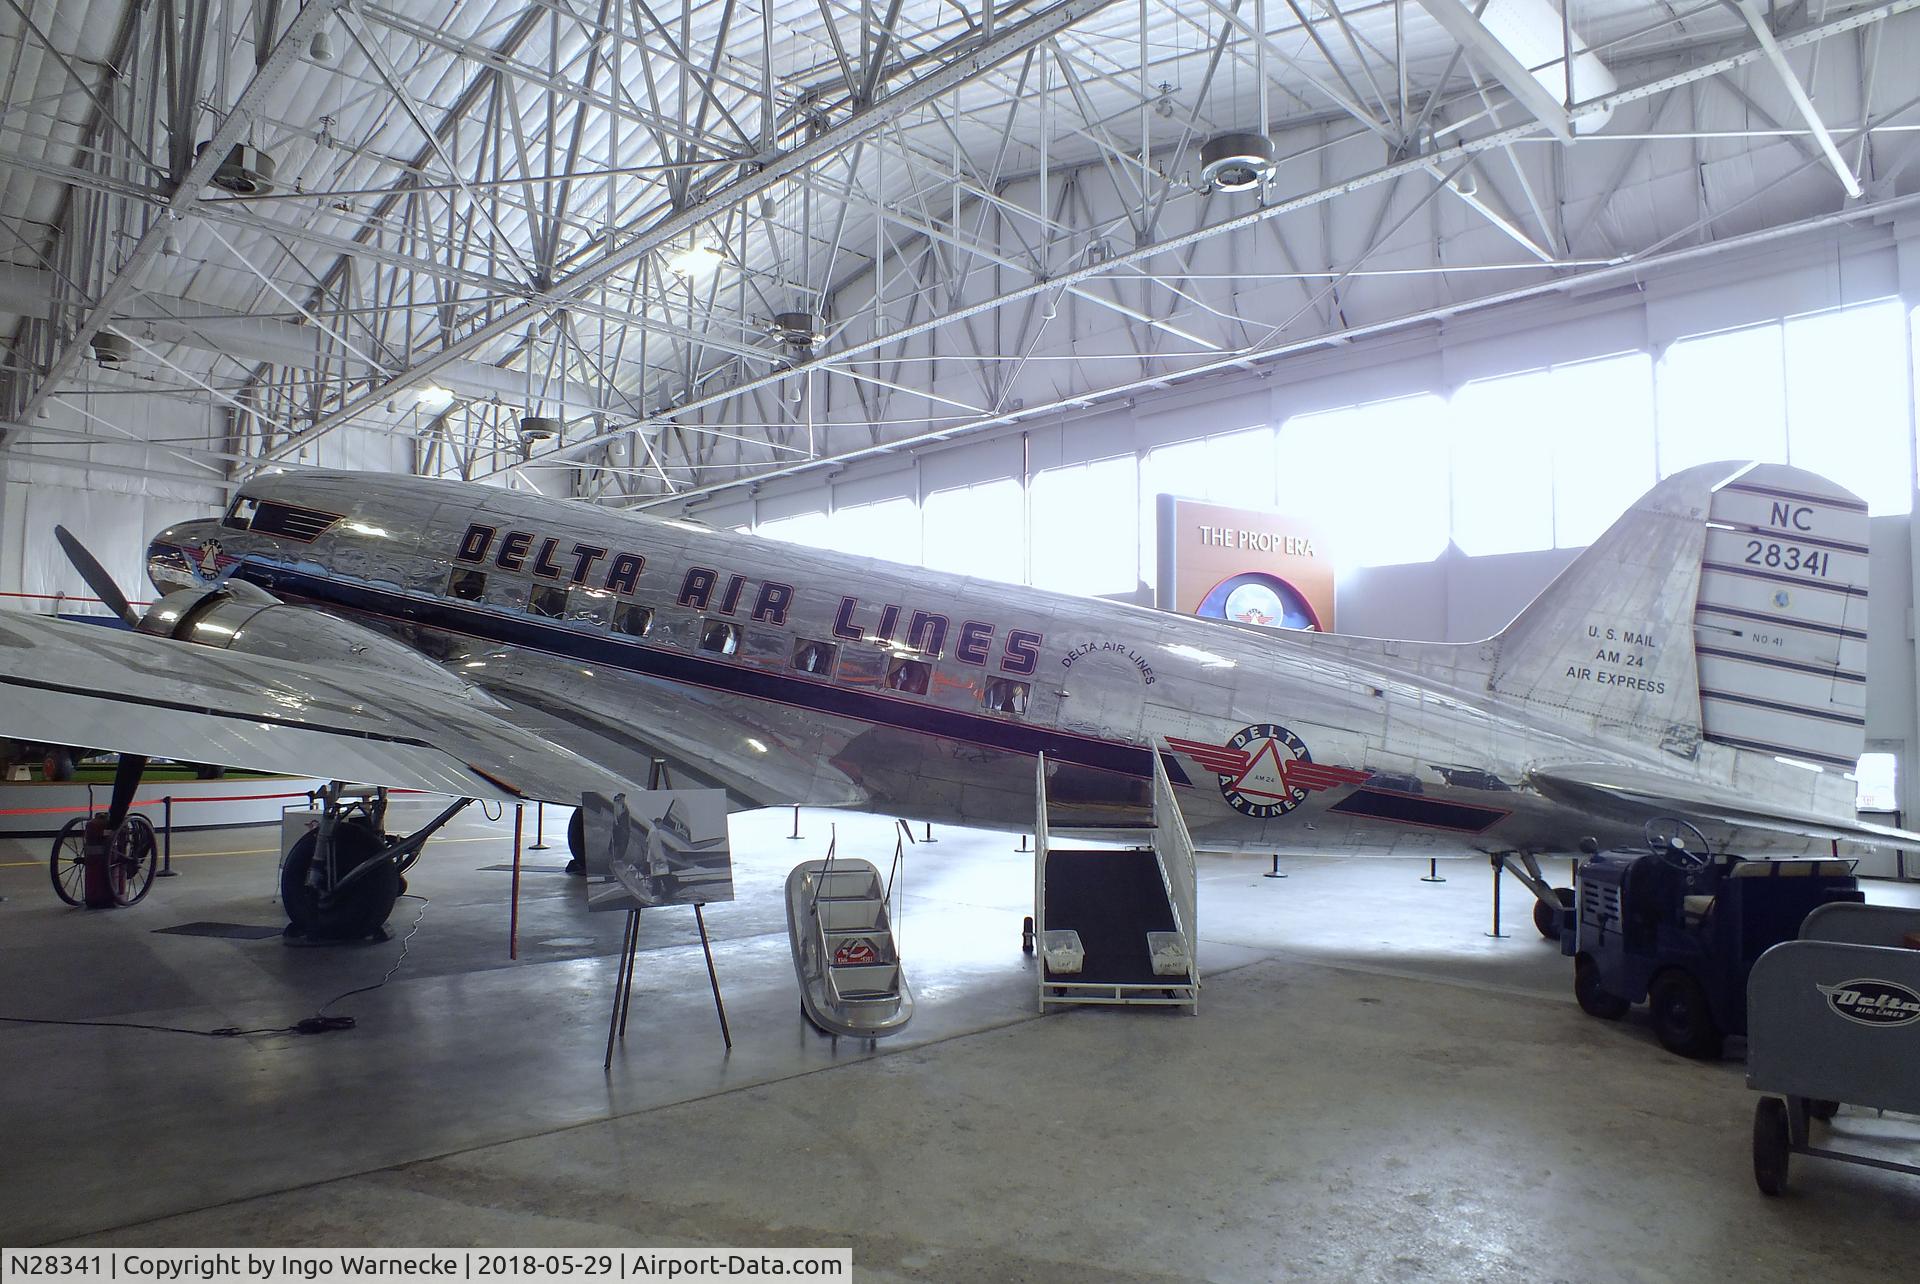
[1033,752,1199,1014]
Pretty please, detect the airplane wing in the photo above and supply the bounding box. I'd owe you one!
[0,610,637,804]
[1529,762,1920,848]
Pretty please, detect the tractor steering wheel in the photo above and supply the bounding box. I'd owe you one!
[1645,816,1712,872]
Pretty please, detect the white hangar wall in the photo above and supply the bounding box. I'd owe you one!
[678,218,1920,869]
[0,386,412,612]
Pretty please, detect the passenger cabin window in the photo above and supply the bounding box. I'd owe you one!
[614,603,653,637]
[792,639,837,676]
[569,589,614,628]
[886,658,932,695]
[699,619,740,656]
[527,585,567,619]
[448,568,486,601]
[982,678,1029,715]
[223,496,259,531]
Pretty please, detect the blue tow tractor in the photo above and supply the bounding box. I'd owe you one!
[1562,818,1863,1059]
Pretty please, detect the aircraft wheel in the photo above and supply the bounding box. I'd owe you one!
[1022,915,1035,954]
[43,748,75,782]
[1650,969,1723,1060]
[1574,954,1628,1020]
[280,819,398,939]
[1753,1096,1790,1196]
[1807,1098,1839,1122]
[566,809,585,875]
[1533,887,1575,940]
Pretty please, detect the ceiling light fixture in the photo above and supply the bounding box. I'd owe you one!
[415,385,455,411]
[1199,132,1276,193]
[669,243,723,276]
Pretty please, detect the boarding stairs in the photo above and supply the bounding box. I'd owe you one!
[786,833,913,1038]
[1034,752,1199,1013]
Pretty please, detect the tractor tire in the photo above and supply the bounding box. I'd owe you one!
[1574,953,1629,1020]
[1650,969,1723,1060]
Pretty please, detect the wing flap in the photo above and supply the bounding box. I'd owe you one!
[0,611,633,804]
[1530,762,1920,848]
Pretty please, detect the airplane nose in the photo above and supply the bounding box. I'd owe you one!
[147,519,219,594]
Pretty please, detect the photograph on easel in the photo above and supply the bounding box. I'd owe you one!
[580,789,734,910]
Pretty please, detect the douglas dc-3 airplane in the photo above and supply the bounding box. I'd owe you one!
[1,458,1912,938]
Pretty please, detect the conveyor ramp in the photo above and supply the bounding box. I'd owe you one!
[1034,752,1199,1013]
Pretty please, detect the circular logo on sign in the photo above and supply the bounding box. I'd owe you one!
[1219,722,1312,819]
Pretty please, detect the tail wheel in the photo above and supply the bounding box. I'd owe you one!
[1533,887,1575,940]
[43,749,75,782]
[280,819,399,939]
[49,817,88,906]
[566,808,585,874]
[108,815,158,906]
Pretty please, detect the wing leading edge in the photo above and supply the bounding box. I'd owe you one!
[1530,762,1920,849]
[0,610,636,804]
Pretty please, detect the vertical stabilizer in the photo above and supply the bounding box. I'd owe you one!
[1487,461,1870,772]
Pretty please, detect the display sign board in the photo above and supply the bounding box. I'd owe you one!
[1155,495,1333,631]
[580,788,734,910]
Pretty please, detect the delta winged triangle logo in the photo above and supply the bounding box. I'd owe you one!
[1166,722,1371,819]
[1817,978,1920,1027]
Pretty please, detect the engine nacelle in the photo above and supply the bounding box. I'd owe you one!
[137,585,482,699]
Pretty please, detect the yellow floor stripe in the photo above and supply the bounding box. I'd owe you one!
[0,833,510,870]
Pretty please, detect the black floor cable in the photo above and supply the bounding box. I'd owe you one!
[0,895,430,1039]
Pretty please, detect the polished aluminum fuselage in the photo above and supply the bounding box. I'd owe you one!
[146,471,1810,856]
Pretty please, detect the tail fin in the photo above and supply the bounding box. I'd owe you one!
[1489,461,1869,770]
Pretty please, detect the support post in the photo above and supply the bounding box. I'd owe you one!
[1486,854,1508,938]
[510,804,523,960]
[604,909,638,1071]
[788,804,804,840]
[1017,833,1030,852]
[923,821,936,844]
[158,796,177,877]
[1421,857,1445,883]
[1264,853,1287,879]
[619,909,641,1037]
[529,800,549,850]
[694,903,733,1050]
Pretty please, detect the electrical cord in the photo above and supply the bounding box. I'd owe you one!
[0,894,430,1039]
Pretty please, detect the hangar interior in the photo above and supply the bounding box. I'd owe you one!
[4,0,1920,1271]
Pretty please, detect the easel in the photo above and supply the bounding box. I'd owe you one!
[604,759,733,1069]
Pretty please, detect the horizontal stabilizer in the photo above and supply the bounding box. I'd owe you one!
[1530,763,1920,849]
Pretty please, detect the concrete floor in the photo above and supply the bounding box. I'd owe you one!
[2,805,1917,1279]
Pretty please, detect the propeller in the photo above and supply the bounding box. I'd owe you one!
[54,524,141,629]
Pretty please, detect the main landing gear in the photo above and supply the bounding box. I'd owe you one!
[566,807,585,875]
[1490,851,1578,942]
[281,783,472,940]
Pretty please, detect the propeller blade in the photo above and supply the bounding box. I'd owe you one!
[53,525,141,628]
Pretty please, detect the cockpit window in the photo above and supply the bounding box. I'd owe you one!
[223,496,258,531]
